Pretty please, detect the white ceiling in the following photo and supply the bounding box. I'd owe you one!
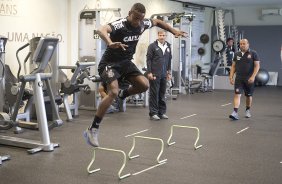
[174,0,282,8]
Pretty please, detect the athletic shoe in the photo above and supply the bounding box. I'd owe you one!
[229,111,239,120]
[106,105,116,114]
[83,128,99,147]
[150,114,160,121]
[159,114,169,119]
[245,109,251,118]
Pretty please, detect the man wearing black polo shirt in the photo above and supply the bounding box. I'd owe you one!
[83,3,187,147]
[229,39,260,120]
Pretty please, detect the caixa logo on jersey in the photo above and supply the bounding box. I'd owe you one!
[123,35,140,42]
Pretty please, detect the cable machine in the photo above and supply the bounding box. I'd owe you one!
[143,12,196,106]
[213,9,238,70]
[179,13,196,94]
[78,8,121,110]
[156,12,195,95]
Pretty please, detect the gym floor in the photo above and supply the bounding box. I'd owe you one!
[0,86,281,184]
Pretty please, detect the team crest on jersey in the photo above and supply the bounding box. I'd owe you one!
[247,54,252,59]
[166,48,170,52]
[107,69,114,78]
[237,56,241,60]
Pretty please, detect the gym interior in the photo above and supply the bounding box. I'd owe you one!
[0,0,282,184]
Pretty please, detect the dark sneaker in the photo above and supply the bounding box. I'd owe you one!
[229,111,239,120]
[150,114,160,121]
[245,110,251,118]
[159,114,168,119]
[83,128,99,147]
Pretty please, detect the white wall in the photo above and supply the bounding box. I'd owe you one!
[1,0,186,78]
[2,0,281,77]
[1,0,205,76]
[225,5,282,25]
[0,0,68,75]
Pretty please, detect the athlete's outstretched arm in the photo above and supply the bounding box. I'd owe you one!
[97,25,113,46]
[152,19,187,38]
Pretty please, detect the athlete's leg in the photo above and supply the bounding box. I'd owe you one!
[229,79,242,120]
[246,96,252,108]
[84,63,120,147]
[244,80,254,109]
[96,80,119,117]
[118,62,149,99]
[244,80,254,118]
[126,75,149,95]
[234,94,241,108]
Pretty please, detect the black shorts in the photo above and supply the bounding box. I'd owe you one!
[98,59,143,85]
[234,78,255,96]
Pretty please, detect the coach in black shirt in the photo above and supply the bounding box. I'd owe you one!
[229,39,260,120]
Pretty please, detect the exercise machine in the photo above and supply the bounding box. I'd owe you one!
[3,37,62,130]
[78,8,121,110]
[0,37,61,154]
[59,61,96,121]
[213,9,239,73]
[0,35,11,163]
